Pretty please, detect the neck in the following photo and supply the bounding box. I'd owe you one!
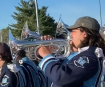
[0,61,5,68]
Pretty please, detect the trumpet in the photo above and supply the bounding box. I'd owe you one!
[9,30,71,60]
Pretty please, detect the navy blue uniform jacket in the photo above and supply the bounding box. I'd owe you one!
[39,46,102,87]
[0,63,26,87]
[19,57,48,87]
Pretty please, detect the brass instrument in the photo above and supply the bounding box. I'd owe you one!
[9,30,70,60]
[9,18,71,61]
[21,24,41,40]
[56,18,71,40]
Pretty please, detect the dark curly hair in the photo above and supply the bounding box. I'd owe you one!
[0,42,12,63]
[79,27,105,55]
[16,49,26,58]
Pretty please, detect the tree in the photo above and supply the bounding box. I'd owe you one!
[9,0,57,38]
[0,27,11,43]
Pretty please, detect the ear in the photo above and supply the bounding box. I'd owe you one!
[83,31,87,38]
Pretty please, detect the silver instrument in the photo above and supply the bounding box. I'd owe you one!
[55,18,71,40]
[21,19,71,41]
[9,30,70,60]
[9,18,71,61]
[21,22,41,40]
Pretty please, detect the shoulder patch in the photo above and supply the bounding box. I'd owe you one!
[1,75,9,86]
[74,56,89,68]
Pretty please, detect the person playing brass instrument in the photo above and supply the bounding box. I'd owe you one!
[38,16,105,87]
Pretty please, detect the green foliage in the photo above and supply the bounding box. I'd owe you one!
[9,0,57,38]
[0,27,10,43]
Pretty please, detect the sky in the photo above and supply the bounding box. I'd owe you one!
[0,0,105,30]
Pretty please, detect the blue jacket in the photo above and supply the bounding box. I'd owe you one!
[19,57,48,87]
[39,46,102,87]
[0,63,26,87]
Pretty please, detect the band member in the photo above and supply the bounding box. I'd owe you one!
[38,16,105,87]
[15,49,48,87]
[0,42,26,87]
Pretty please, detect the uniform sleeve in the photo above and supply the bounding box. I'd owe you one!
[39,54,99,86]
[0,73,18,87]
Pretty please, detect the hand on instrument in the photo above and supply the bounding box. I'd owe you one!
[41,35,53,40]
[38,35,54,57]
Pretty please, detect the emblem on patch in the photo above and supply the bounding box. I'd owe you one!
[1,75,9,86]
[74,56,89,68]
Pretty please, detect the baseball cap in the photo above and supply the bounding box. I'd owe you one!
[67,16,100,32]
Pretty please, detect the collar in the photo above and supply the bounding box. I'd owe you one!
[78,46,89,54]
[78,46,104,58]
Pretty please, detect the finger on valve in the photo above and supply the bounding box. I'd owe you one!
[41,35,53,40]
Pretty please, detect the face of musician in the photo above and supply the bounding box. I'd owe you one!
[0,42,12,68]
[70,27,87,48]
